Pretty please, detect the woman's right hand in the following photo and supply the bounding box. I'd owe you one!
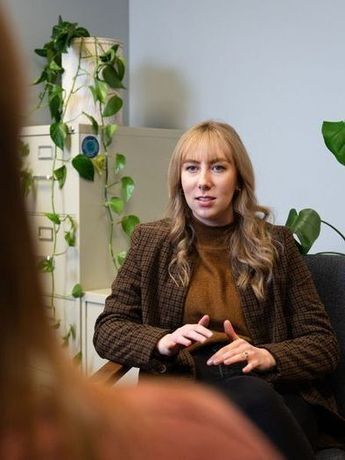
[156,315,212,356]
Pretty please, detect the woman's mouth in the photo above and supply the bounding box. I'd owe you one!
[195,196,215,202]
[195,196,216,207]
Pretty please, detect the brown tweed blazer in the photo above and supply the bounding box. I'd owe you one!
[94,219,344,430]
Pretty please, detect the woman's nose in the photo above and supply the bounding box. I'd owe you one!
[198,169,212,191]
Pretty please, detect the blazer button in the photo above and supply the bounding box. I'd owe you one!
[158,364,167,374]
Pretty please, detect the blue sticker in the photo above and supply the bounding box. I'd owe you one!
[81,136,100,158]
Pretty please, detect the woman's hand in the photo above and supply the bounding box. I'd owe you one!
[156,315,213,356]
[207,320,276,373]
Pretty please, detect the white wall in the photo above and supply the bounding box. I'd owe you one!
[129,0,345,253]
[3,0,129,124]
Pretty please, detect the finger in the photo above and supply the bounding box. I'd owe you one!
[185,330,210,343]
[195,324,213,338]
[224,319,240,341]
[172,336,192,347]
[198,314,210,327]
[242,359,259,374]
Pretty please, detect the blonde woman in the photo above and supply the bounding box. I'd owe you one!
[95,120,345,458]
[0,8,283,460]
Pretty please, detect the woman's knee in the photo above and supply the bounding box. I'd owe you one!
[217,375,283,412]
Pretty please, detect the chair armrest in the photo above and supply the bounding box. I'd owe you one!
[91,361,131,385]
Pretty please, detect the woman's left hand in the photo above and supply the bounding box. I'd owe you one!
[207,320,276,374]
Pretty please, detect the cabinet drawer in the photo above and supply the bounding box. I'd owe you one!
[29,214,79,296]
[22,134,79,215]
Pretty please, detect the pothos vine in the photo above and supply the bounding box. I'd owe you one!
[29,17,139,351]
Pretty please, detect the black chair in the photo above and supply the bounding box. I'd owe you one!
[305,254,345,459]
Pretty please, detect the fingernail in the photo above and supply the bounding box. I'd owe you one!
[207,359,213,365]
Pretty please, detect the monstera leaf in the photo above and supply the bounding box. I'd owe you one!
[322,121,345,165]
[285,208,321,254]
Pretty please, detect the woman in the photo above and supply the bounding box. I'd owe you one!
[94,120,345,458]
[0,8,281,460]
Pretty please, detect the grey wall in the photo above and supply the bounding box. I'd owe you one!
[129,0,345,253]
[3,0,129,124]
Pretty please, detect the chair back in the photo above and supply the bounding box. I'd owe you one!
[304,254,345,415]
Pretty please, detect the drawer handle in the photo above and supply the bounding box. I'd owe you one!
[33,175,53,181]
[38,226,53,242]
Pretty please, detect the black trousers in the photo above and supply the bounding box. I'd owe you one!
[193,344,318,460]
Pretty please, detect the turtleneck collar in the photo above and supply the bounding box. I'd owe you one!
[190,216,235,249]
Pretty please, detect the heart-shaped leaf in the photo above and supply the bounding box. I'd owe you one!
[121,215,140,237]
[121,176,135,202]
[45,212,61,225]
[54,165,67,189]
[102,65,125,89]
[115,153,125,174]
[106,196,124,214]
[102,124,117,147]
[72,283,84,298]
[116,250,127,267]
[102,95,123,117]
[50,121,68,149]
[72,154,94,181]
[82,112,99,134]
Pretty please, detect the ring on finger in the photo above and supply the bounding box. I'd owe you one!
[241,351,249,360]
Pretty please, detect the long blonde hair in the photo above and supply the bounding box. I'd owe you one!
[167,120,278,299]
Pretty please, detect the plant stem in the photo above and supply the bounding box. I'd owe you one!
[321,220,345,243]
[93,37,118,270]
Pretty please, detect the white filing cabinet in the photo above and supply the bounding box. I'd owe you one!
[22,125,182,370]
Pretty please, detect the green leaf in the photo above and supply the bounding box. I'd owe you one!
[33,70,47,85]
[20,170,33,197]
[115,153,126,174]
[106,197,124,214]
[34,48,48,57]
[322,121,345,165]
[92,154,106,175]
[72,154,94,181]
[38,257,55,273]
[121,215,140,237]
[102,95,123,117]
[116,250,127,267]
[115,57,125,81]
[102,124,117,147]
[100,44,119,64]
[50,121,68,149]
[45,212,61,225]
[53,165,67,188]
[121,176,135,202]
[64,230,76,247]
[72,283,84,298]
[94,79,108,103]
[64,215,77,246]
[102,65,125,89]
[82,112,99,134]
[285,208,321,254]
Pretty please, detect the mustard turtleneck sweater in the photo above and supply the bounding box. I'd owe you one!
[183,218,252,352]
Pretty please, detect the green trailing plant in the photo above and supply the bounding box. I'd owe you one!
[19,140,33,197]
[31,17,140,349]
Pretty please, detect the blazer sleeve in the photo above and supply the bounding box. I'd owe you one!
[260,226,340,383]
[93,225,173,374]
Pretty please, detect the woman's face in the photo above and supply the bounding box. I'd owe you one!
[181,147,238,227]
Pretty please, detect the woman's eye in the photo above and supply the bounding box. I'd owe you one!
[185,165,198,172]
[212,164,226,172]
